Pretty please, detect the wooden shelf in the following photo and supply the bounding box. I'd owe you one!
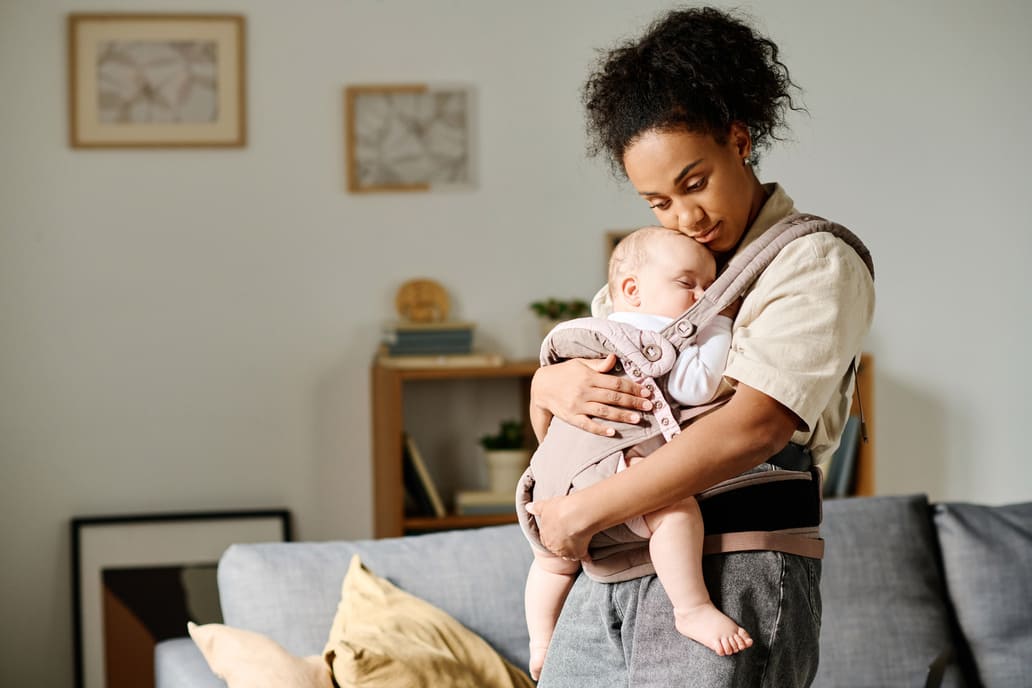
[850,353,875,496]
[370,357,538,539]
[404,513,518,533]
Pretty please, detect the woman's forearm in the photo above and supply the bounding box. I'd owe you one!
[566,382,799,537]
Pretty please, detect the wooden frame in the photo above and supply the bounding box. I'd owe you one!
[71,509,290,688]
[68,13,246,148]
[605,229,634,273]
[345,83,474,193]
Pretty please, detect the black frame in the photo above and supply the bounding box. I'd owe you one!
[71,508,291,688]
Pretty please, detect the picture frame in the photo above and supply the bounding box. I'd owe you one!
[67,13,246,148]
[71,509,290,688]
[605,229,634,270]
[345,83,475,193]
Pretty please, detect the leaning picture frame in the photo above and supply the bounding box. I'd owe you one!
[345,83,475,193]
[71,509,290,688]
[67,13,246,148]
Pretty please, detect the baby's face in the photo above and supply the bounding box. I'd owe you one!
[635,233,717,319]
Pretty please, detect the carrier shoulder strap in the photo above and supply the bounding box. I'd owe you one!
[661,213,875,350]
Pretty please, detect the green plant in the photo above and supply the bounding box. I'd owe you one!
[478,419,528,450]
[529,298,590,320]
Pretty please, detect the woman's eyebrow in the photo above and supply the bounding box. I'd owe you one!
[638,158,704,196]
[672,159,704,186]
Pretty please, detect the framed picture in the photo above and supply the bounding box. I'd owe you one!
[605,229,634,270]
[71,509,290,688]
[345,83,475,192]
[67,13,246,148]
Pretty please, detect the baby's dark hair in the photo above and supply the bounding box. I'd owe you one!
[583,6,803,175]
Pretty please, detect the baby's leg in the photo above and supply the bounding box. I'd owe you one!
[643,497,753,656]
[525,551,580,679]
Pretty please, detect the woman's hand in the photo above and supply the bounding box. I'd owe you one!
[531,355,653,437]
[525,496,593,561]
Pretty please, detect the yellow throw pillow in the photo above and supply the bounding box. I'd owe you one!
[188,622,333,688]
[324,555,535,688]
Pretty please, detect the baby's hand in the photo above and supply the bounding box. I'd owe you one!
[718,297,743,320]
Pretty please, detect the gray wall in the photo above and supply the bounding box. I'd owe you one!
[2,0,1030,684]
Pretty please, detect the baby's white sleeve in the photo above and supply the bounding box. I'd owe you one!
[665,315,733,406]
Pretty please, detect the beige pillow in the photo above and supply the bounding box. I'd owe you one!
[188,622,332,688]
[324,555,535,688]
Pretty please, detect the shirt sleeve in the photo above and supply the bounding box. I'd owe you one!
[666,316,733,406]
[723,233,875,432]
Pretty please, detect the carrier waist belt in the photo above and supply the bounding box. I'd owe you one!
[699,465,822,536]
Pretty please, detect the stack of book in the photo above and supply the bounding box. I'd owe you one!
[383,321,475,356]
[454,489,516,516]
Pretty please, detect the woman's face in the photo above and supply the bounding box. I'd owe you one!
[622,124,763,255]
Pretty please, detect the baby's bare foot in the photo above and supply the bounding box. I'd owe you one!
[529,641,550,681]
[674,603,753,656]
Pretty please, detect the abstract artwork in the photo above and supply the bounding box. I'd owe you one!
[72,510,290,688]
[345,84,474,192]
[68,14,245,147]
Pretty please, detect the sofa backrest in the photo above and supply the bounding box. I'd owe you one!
[218,523,534,668]
[817,494,969,687]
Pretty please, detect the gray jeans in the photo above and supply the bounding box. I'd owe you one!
[537,551,822,688]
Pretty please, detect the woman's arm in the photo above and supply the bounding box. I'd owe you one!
[528,382,798,560]
[530,354,654,437]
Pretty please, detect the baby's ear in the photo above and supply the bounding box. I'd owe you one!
[620,276,641,306]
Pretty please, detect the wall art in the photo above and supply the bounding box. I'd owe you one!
[345,83,474,192]
[71,509,290,688]
[68,14,246,147]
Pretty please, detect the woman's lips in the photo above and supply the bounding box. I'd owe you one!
[693,221,720,243]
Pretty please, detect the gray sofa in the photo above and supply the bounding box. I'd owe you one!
[155,494,1032,687]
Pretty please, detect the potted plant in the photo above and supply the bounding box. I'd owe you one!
[478,420,532,494]
[530,298,591,339]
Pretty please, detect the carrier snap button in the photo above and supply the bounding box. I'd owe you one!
[645,384,654,392]
[654,401,664,410]
[643,345,661,361]
[676,321,696,336]
[631,368,642,377]
[661,418,670,426]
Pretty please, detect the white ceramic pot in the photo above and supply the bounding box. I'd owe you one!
[483,449,531,494]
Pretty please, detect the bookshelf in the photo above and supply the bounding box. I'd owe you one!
[370,358,539,538]
[849,353,876,496]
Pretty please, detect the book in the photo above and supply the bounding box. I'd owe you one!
[383,324,474,356]
[402,433,447,518]
[823,414,861,498]
[454,489,517,516]
[377,349,505,369]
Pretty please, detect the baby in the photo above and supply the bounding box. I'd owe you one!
[525,227,752,680]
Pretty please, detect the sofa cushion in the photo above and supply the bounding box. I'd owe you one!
[934,501,1032,687]
[154,637,227,688]
[815,494,964,688]
[217,524,533,668]
[188,622,331,688]
[324,555,533,687]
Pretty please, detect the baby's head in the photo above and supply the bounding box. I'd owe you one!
[608,227,717,319]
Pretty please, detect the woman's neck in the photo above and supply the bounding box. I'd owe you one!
[716,173,769,269]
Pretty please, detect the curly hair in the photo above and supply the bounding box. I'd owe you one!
[583,6,803,175]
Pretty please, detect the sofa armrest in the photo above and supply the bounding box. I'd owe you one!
[154,638,225,688]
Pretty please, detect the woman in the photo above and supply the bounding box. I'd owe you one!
[526,7,875,687]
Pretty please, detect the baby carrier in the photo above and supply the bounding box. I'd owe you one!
[515,214,875,583]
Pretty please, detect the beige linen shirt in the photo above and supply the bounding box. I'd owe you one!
[593,184,875,464]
